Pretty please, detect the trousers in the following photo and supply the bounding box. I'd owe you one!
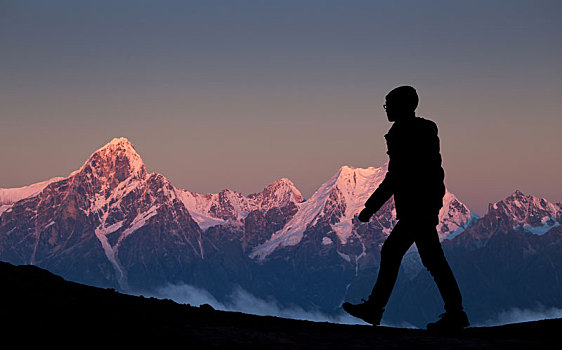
[369,217,464,313]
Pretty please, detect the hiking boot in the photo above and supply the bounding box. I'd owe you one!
[342,299,384,326]
[426,310,470,331]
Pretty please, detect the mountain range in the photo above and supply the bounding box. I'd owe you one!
[1,137,560,327]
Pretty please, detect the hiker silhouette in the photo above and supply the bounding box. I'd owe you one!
[343,86,469,331]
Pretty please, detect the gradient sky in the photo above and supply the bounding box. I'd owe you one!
[1,0,560,215]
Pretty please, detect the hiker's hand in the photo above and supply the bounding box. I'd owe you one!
[358,207,375,222]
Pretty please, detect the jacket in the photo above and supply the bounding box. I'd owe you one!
[365,116,446,220]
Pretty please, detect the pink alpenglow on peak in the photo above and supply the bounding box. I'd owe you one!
[79,137,147,183]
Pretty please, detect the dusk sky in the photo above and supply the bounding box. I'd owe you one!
[1,0,560,215]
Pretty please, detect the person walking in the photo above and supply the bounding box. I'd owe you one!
[342,86,469,331]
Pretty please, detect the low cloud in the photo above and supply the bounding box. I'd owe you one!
[135,285,562,328]
[477,306,562,326]
[145,283,415,327]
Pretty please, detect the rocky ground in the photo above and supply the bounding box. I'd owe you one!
[1,261,558,349]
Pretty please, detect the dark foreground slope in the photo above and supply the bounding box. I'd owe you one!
[1,261,559,349]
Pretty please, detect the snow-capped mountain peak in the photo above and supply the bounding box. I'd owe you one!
[250,165,389,260]
[490,190,561,235]
[0,137,205,290]
[438,191,479,240]
[323,165,390,240]
[248,178,304,211]
[79,137,147,183]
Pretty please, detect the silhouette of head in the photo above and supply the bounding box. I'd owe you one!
[384,86,418,122]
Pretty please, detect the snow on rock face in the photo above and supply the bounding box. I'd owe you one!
[175,189,251,228]
[324,166,389,243]
[438,191,478,240]
[176,178,304,230]
[490,190,561,235]
[175,190,228,230]
[0,204,12,216]
[250,165,389,260]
